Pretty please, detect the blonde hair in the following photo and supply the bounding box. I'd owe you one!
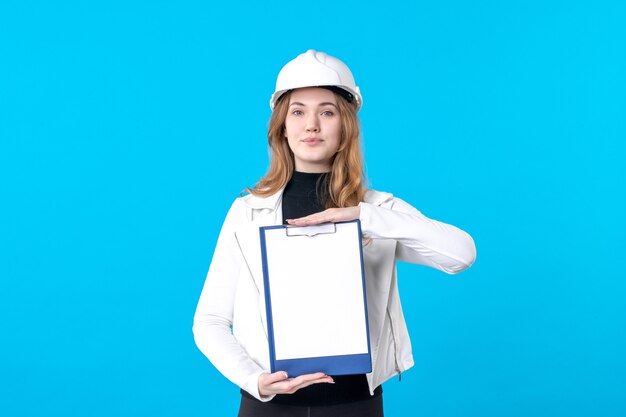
[248,89,366,208]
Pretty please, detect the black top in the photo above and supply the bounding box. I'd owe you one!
[242,170,381,406]
[281,170,329,222]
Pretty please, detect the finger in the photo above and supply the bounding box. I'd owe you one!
[288,373,332,388]
[286,376,335,393]
[266,373,334,395]
[295,375,335,386]
[287,214,332,226]
[292,372,327,382]
[263,371,289,384]
[287,219,317,226]
[259,371,292,396]
[287,207,358,226]
[286,215,317,224]
[287,209,334,224]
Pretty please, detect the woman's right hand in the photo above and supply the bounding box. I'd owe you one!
[258,371,334,396]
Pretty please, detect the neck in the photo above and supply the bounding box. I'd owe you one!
[294,163,331,173]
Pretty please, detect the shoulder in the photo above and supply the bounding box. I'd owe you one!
[235,189,284,211]
[363,189,395,207]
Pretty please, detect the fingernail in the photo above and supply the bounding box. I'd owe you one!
[283,372,288,378]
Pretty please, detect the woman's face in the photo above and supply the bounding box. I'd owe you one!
[284,87,341,173]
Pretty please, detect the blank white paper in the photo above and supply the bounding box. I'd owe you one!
[263,222,369,360]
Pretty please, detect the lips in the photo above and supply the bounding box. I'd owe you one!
[302,138,323,144]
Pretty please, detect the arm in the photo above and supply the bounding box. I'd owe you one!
[359,198,476,274]
[286,198,476,274]
[193,199,334,401]
[192,199,269,400]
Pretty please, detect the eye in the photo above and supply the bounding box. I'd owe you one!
[291,110,304,116]
[321,110,335,117]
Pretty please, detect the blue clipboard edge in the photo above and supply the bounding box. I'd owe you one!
[275,353,372,377]
[259,220,372,376]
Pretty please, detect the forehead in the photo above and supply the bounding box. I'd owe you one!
[289,87,337,105]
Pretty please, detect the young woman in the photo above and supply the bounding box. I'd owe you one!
[193,49,476,417]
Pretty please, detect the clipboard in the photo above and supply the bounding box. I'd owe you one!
[259,220,372,377]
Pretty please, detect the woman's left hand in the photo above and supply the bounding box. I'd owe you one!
[286,206,360,226]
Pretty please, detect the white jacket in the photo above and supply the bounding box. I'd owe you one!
[193,188,476,401]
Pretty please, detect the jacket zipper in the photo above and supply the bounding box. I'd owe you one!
[386,308,402,381]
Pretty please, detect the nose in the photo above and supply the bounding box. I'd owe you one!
[305,113,320,133]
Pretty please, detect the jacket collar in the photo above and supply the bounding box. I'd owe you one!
[240,188,284,210]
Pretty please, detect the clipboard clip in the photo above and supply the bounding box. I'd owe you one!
[285,223,337,237]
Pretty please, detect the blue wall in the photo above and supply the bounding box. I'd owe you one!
[1,1,624,416]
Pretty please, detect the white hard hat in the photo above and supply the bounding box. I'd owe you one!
[270,49,362,111]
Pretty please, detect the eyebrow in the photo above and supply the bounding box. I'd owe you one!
[289,102,338,108]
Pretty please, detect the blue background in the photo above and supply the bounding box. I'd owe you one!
[1,1,625,416]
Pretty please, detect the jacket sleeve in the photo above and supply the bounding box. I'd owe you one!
[192,199,272,401]
[359,197,476,274]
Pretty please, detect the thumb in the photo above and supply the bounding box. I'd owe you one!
[264,371,289,384]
